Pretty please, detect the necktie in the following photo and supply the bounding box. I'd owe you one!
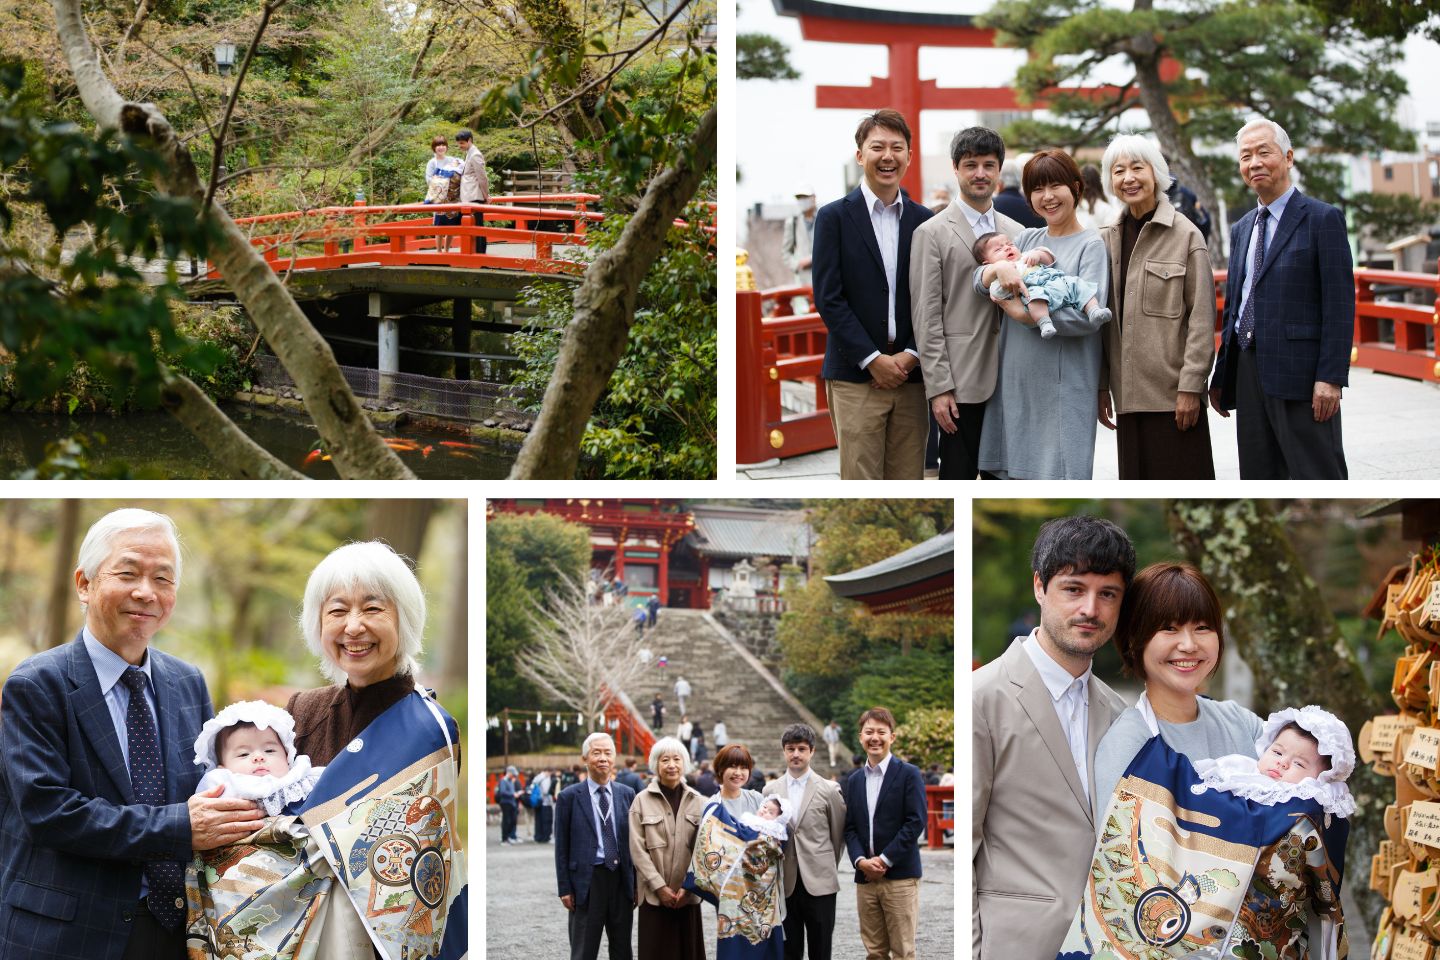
[597,786,618,868]
[1237,207,1270,349]
[120,668,185,928]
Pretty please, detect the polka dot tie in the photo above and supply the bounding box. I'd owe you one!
[597,786,618,867]
[120,668,185,929]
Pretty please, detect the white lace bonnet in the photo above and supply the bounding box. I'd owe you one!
[1258,705,1355,816]
[193,699,299,771]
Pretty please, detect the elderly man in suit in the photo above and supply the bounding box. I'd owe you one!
[763,723,846,959]
[555,731,636,960]
[972,515,1136,960]
[843,707,927,960]
[910,126,1023,480]
[0,509,264,960]
[812,108,935,480]
[1208,115,1353,479]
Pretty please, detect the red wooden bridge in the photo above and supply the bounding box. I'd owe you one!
[737,265,1440,465]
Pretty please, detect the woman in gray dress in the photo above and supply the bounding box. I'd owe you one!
[975,149,1111,479]
[1091,561,1263,812]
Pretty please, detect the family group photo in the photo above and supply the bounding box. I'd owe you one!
[0,499,468,959]
[485,497,955,959]
[972,497,1440,959]
[736,0,1440,482]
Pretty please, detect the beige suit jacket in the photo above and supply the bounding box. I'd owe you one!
[909,202,1023,403]
[763,770,846,897]
[459,144,490,204]
[628,780,706,907]
[972,637,1127,960]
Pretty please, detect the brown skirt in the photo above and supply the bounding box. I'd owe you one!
[1116,410,1216,480]
[637,901,706,960]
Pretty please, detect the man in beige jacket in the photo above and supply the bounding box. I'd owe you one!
[909,127,1023,480]
[972,515,1135,959]
[763,723,846,960]
[454,128,490,254]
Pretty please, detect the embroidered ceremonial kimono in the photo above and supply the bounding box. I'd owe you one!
[185,690,467,960]
[684,800,786,959]
[1057,736,1347,960]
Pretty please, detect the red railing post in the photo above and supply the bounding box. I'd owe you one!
[737,289,773,464]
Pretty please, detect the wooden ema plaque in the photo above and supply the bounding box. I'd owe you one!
[1377,841,1408,896]
[1393,868,1432,922]
[1407,730,1440,771]
[1390,583,1408,621]
[1406,803,1440,857]
[1376,715,1424,758]
[1392,929,1436,960]
[1427,581,1440,625]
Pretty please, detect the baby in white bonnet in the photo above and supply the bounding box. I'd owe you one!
[192,700,324,816]
[740,796,792,841]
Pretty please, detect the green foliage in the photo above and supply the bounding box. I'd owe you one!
[485,513,592,708]
[981,0,1415,209]
[893,707,956,770]
[0,59,225,409]
[1299,0,1440,44]
[737,33,799,81]
[511,205,717,479]
[1345,192,1440,246]
[834,650,954,732]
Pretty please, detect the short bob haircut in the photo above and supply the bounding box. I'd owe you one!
[430,135,448,149]
[648,736,692,775]
[1112,561,1226,680]
[1032,516,1136,592]
[855,108,912,150]
[713,743,755,777]
[1022,149,1085,207]
[300,541,425,684]
[1100,134,1171,205]
[77,509,183,594]
[582,731,616,758]
[1236,116,1292,155]
[858,707,897,732]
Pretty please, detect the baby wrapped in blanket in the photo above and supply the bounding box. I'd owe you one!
[686,796,792,958]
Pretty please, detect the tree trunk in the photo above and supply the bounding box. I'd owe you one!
[366,500,436,563]
[509,106,717,479]
[161,373,305,479]
[52,0,416,480]
[45,500,81,649]
[443,508,468,694]
[1166,498,1385,932]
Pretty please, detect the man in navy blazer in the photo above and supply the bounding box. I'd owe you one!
[0,509,263,960]
[812,108,935,480]
[1208,116,1352,479]
[555,731,636,960]
[843,707,927,960]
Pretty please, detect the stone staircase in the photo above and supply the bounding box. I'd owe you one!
[624,609,825,774]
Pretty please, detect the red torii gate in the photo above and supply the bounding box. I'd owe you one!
[772,0,1178,199]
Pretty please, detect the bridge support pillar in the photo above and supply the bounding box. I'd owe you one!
[453,298,472,381]
[371,293,400,402]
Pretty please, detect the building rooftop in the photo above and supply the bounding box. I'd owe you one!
[824,530,954,598]
[688,508,812,560]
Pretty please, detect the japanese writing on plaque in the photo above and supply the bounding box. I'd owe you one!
[1391,929,1435,960]
[1391,868,1429,920]
[1405,802,1440,848]
[1426,581,1440,624]
[1374,715,1422,754]
[1406,729,1440,770]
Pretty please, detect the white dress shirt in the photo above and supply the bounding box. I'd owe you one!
[785,768,811,812]
[586,777,619,865]
[1234,184,1295,332]
[954,196,996,239]
[1023,629,1092,801]
[858,752,894,867]
[857,181,919,371]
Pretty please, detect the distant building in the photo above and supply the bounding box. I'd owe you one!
[824,530,955,616]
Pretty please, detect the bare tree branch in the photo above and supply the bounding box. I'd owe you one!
[203,0,285,212]
[160,371,306,479]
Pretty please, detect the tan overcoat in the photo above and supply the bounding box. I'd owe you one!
[1098,196,1216,413]
[628,779,705,907]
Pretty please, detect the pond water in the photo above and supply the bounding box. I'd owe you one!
[1,408,516,479]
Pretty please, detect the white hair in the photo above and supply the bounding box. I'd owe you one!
[648,736,692,776]
[582,732,616,758]
[1000,160,1023,189]
[300,541,425,684]
[1236,116,1292,155]
[1101,134,1171,205]
[76,510,183,609]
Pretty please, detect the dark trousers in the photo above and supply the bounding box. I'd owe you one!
[535,804,554,842]
[924,416,939,470]
[936,400,987,480]
[500,801,518,841]
[568,864,634,960]
[470,202,488,254]
[1235,347,1347,479]
[782,876,836,960]
[122,899,186,960]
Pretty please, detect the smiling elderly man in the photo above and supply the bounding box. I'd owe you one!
[0,509,263,960]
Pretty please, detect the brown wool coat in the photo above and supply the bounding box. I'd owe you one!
[1099,197,1217,413]
[628,780,706,907]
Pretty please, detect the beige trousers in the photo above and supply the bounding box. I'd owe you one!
[856,875,919,959]
[824,379,927,480]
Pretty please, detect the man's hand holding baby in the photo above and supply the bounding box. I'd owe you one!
[189,785,265,850]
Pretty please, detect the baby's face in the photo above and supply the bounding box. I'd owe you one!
[758,800,781,821]
[1258,728,1324,784]
[983,236,1021,263]
[219,726,290,778]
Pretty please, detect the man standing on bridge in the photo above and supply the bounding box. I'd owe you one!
[455,129,490,255]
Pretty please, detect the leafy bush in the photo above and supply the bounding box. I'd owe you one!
[893,707,956,770]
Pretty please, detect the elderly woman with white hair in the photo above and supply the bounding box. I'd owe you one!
[628,736,707,959]
[1096,133,1217,479]
[285,540,465,958]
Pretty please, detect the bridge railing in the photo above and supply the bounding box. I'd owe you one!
[739,266,1439,464]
